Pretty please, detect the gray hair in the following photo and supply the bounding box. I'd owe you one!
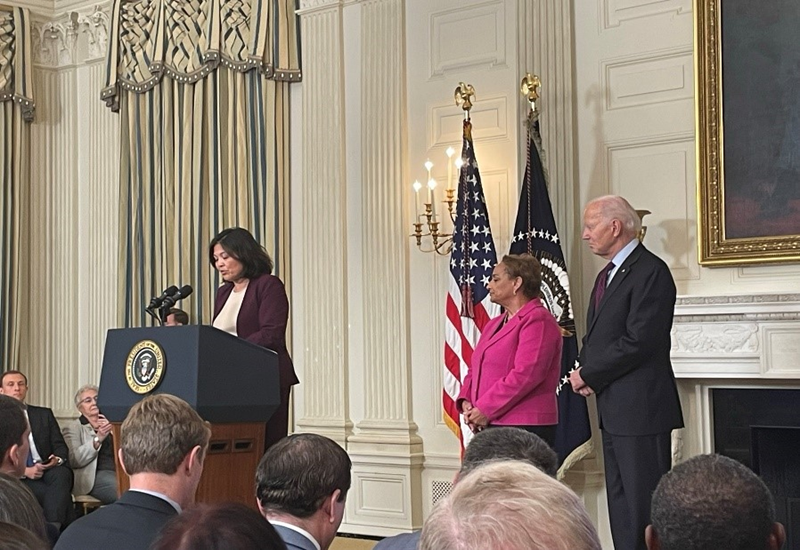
[74,384,99,408]
[585,195,641,238]
[420,461,601,550]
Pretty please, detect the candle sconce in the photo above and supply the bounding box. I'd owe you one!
[411,83,474,255]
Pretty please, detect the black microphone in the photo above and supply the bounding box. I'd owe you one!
[147,285,179,310]
[161,285,193,308]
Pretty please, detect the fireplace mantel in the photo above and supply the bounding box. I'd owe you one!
[672,294,800,379]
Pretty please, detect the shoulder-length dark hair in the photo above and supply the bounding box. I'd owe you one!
[209,227,274,278]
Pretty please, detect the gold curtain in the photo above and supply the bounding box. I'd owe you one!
[103,0,298,326]
[0,7,34,371]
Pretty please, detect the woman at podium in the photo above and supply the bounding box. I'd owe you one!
[209,227,299,449]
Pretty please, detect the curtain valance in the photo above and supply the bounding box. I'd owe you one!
[0,7,34,122]
[101,0,301,111]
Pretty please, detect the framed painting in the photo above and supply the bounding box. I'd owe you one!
[696,0,800,265]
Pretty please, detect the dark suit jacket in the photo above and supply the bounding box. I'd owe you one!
[214,272,299,391]
[27,404,70,466]
[579,243,683,436]
[272,524,318,550]
[54,490,178,550]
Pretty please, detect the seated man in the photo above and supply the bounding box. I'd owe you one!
[62,385,117,504]
[0,371,73,529]
[55,394,211,550]
[374,426,558,550]
[256,433,352,550]
[420,460,601,550]
[647,453,786,550]
[0,394,30,477]
[165,308,189,326]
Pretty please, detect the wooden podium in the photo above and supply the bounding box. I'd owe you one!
[98,326,279,508]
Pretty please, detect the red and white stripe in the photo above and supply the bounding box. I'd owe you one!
[442,277,499,449]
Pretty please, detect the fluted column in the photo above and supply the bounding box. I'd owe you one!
[294,0,353,444]
[343,0,423,534]
[518,0,580,279]
[24,4,118,419]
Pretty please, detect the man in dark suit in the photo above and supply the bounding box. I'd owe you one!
[55,394,211,550]
[570,195,683,550]
[256,434,351,550]
[0,370,74,529]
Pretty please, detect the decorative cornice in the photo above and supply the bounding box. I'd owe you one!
[296,0,343,16]
[677,293,800,306]
[671,323,759,354]
[31,2,110,68]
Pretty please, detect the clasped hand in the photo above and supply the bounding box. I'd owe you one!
[461,401,489,433]
[569,367,595,397]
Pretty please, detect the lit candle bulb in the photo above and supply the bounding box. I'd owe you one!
[428,178,437,218]
[446,147,455,191]
[412,180,422,218]
[454,157,464,190]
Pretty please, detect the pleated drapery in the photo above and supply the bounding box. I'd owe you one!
[103,0,298,326]
[0,7,34,371]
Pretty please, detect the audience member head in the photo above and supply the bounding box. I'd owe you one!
[74,384,100,420]
[647,453,786,550]
[0,473,49,544]
[0,371,29,403]
[0,522,49,550]
[420,461,601,550]
[460,427,557,478]
[255,434,351,550]
[165,308,189,326]
[120,394,211,507]
[0,395,29,477]
[209,227,273,279]
[152,503,287,550]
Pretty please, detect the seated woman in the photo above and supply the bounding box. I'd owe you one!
[61,385,117,504]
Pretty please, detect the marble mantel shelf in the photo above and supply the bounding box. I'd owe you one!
[671,293,800,379]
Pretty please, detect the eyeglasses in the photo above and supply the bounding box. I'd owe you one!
[80,395,99,405]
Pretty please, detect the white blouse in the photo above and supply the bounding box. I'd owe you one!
[212,286,247,336]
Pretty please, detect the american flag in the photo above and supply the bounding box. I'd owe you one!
[443,119,500,448]
[510,109,593,477]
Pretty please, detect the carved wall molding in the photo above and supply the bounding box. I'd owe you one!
[677,294,800,306]
[671,323,759,354]
[31,3,110,68]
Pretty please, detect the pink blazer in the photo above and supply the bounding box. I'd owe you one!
[457,298,562,426]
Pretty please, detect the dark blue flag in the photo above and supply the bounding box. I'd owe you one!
[509,110,593,477]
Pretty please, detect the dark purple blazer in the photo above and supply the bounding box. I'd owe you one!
[213,273,299,390]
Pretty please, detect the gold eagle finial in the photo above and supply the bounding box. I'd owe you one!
[520,73,541,103]
[454,82,476,112]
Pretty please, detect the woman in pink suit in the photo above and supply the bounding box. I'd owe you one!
[210,228,299,450]
[457,254,562,447]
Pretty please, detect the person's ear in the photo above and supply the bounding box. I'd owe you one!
[117,449,130,476]
[644,525,660,550]
[186,445,203,474]
[325,489,342,523]
[767,522,786,550]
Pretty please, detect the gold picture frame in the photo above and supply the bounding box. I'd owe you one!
[695,0,800,266]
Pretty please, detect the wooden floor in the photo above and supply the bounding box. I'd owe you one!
[330,536,378,550]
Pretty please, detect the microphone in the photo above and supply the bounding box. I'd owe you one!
[147,285,179,310]
[161,285,193,308]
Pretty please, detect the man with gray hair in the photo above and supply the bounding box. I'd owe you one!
[55,393,211,550]
[646,454,786,550]
[569,195,683,550]
[374,427,558,550]
[420,460,601,550]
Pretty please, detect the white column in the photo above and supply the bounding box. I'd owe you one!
[25,4,118,419]
[518,0,580,281]
[343,0,423,535]
[294,0,353,445]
